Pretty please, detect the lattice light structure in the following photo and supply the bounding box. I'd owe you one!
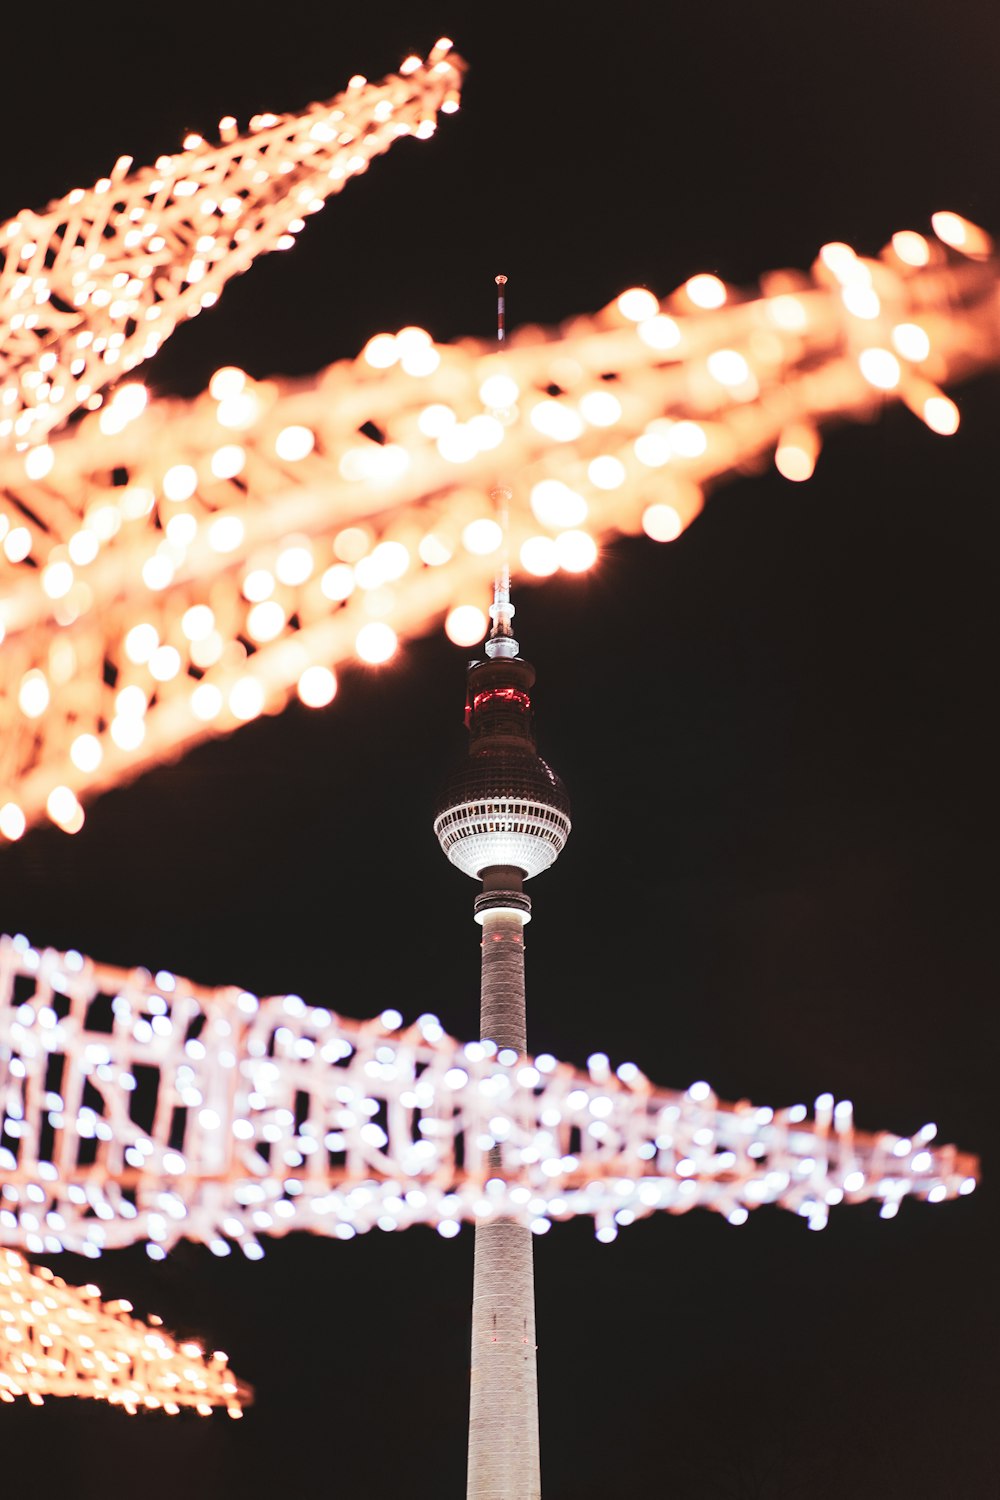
[0,1248,248,1413]
[1,216,998,842]
[0,39,463,450]
[0,934,978,1259]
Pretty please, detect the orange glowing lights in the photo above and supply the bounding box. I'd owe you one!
[0,195,991,841]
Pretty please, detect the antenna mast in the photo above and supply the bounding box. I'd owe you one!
[486,274,517,659]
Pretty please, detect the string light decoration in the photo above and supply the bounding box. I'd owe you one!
[1,215,998,841]
[0,934,978,1258]
[0,1248,248,1414]
[0,39,464,450]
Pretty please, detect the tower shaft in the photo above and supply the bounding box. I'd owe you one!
[468,877,540,1500]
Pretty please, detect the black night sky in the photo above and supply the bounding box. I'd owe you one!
[2,4,998,1496]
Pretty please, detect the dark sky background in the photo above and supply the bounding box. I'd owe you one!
[1,3,998,1496]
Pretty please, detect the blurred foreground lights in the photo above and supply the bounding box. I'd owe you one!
[190,682,223,721]
[70,734,103,773]
[931,210,992,259]
[530,400,584,442]
[858,348,901,390]
[841,285,881,320]
[182,605,215,641]
[923,394,960,435]
[466,414,504,451]
[437,425,478,464]
[166,513,197,547]
[162,465,197,502]
[356,622,397,664]
[634,429,671,467]
[642,504,683,542]
[555,530,598,573]
[274,425,315,462]
[638,314,681,350]
[775,424,819,482]
[216,392,260,431]
[209,367,246,401]
[18,670,50,718]
[892,323,931,362]
[369,540,410,581]
[588,455,626,490]
[47,786,84,833]
[767,295,809,331]
[669,420,708,458]
[229,678,264,721]
[99,383,147,436]
[0,804,27,841]
[210,444,246,480]
[3,527,32,563]
[445,604,488,647]
[530,479,588,529]
[275,543,314,586]
[418,533,451,567]
[891,230,931,267]
[706,349,751,386]
[320,563,354,601]
[208,515,244,552]
[297,665,337,708]
[462,518,503,555]
[579,389,622,427]
[110,715,145,751]
[142,554,174,591]
[685,273,726,309]
[617,287,659,322]
[247,601,286,642]
[42,561,74,599]
[418,403,456,438]
[520,536,559,577]
[363,333,398,369]
[149,645,182,681]
[242,568,274,603]
[24,445,55,482]
[479,373,519,409]
[68,530,100,566]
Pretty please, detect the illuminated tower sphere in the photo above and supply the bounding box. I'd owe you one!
[434,575,570,1500]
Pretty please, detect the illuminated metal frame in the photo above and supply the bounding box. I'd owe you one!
[0,1248,248,1413]
[0,935,978,1260]
[1,211,996,841]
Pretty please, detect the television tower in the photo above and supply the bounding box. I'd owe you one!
[433,278,572,1499]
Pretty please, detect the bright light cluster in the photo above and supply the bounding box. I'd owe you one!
[0,1248,248,1414]
[0,40,463,450]
[0,212,996,839]
[0,935,977,1257]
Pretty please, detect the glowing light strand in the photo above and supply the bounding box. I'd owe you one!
[0,1248,248,1414]
[0,220,996,841]
[0,935,978,1257]
[0,39,463,449]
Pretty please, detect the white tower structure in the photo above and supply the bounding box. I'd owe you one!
[434,301,571,1493]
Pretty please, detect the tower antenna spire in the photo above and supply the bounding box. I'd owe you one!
[487,274,517,659]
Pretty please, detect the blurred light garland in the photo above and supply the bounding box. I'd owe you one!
[0,1247,248,1413]
[0,39,463,449]
[0,210,997,840]
[0,935,978,1257]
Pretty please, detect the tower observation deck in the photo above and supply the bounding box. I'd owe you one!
[435,569,570,1499]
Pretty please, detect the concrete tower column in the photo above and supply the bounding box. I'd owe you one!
[433,556,570,1500]
[467,874,540,1499]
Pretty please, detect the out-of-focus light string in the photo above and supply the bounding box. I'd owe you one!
[0,1247,249,1413]
[0,39,464,450]
[0,216,997,841]
[0,934,978,1258]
